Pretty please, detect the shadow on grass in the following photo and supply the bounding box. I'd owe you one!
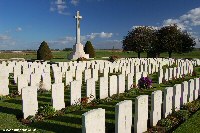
[0,106,22,116]
[52,115,82,125]
[4,99,22,105]
[37,97,51,103]
[29,120,82,133]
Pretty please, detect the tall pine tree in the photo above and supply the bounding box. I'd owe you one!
[37,41,53,60]
[84,41,95,58]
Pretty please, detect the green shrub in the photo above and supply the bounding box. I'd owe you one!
[77,57,88,62]
[157,118,173,130]
[84,41,95,58]
[182,100,200,113]
[108,55,119,62]
[37,104,56,118]
[173,110,191,121]
[37,41,53,60]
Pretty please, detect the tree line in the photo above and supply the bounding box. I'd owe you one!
[122,24,196,58]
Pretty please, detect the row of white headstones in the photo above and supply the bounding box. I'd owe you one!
[82,78,200,133]
[0,58,196,96]
[0,58,199,132]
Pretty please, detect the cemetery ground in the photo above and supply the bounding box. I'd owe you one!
[0,60,200,132]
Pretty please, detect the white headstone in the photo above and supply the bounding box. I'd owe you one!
[173,84,181,111]
[109,75,118,96]
[52,83,65,110]
[82,108,105,133]
[150,90,162,127]
[65,71,73,86]
[0,75,9,96]
[117,74,125,93]
[92,69,98,81]
[99,77,108,99]
[194,78,199,100]
[181,81,188,106]
[17,74,28,94]
[134,95,148,133]
[127,73,134,91]
[163,87,173,118]
[115,100,132,133]
[84,69,91,82]
[22,86,38,119]
[54,72,63,84]
[70,80,82,105]
[41,73,51,91]
[86,78,96,101]
[188,79,194,102]
[30,73,41,89]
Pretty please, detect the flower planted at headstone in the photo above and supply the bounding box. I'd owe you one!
[138,77,152,89]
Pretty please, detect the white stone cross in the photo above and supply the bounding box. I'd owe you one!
[75,11,82,44]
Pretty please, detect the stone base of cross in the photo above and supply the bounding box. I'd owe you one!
[68,43,89,60]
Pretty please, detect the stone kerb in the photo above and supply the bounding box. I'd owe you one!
[82,108,105,133]
[173,84,181,111]
[109,75,118,96]
[150,90,162,127]
[52,83,65,110]
[99,77,108,99]
[70,80,82,105]
[163,87,173,118]
[115,100,132,133]
[22,86,38,119]
[134,95,148,133]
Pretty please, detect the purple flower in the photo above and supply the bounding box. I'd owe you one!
[138,76,152,89]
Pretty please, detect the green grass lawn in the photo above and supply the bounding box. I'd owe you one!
[0,50,200,62]
[173,109,200,133]
[0,65,200,132]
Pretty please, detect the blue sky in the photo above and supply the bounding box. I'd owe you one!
[0,0,200,50]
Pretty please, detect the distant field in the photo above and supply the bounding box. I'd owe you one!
[0,50,200,61]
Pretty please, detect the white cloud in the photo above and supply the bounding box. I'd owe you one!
[132,25,160,30]
[47,31,114,49]
[163,7,200,31]
[162,7,200,47]
[71,0,79,6]
[50,0,70,15]
[0,35,16,49]
[86,32,113,40]
[16,27,22,32]
[0,35,10,40]
[50,0,80,15]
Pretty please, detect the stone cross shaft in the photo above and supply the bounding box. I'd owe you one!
[75,11,82,44]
